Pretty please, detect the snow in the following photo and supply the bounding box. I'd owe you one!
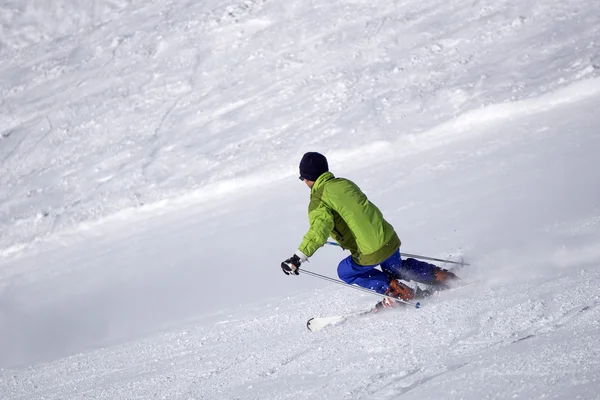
[1,0,600,398]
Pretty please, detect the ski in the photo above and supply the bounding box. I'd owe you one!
[306,299,417,332]
[307,309,374,332]
[306,264,470,332]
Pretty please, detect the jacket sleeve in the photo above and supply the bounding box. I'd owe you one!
[298,202,334,258]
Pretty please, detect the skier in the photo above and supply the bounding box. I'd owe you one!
[281,152,457,307]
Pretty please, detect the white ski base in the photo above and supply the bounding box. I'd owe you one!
[307,310,372,332]
[307,315,350,332]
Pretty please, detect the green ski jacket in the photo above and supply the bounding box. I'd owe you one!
[298,172,400,266]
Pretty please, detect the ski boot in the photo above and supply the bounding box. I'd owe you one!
[374,280,421,311]
[430,267,459,290]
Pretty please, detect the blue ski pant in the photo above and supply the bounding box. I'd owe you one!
[337,249,439,294]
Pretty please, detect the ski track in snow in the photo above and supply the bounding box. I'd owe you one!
[1,0,600,399]
[2,271,599,399]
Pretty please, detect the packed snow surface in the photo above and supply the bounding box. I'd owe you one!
[1,0,600,399]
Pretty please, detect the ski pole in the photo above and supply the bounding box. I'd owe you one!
[298,268,420,308]
[325,241,469,266]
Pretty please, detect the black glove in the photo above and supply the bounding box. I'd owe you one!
[281,254,302,275]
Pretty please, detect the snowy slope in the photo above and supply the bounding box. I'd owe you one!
[0,1,143,52]
[2,0,599,257]
[1,0,600,399]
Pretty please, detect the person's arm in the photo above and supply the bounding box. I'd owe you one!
[281,203,334,275]
[298,202,334,257]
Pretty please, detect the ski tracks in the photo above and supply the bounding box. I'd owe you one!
[347,284,600,399]
[509,302,598,344]
[345,363,470,400]
[453,298,599,356]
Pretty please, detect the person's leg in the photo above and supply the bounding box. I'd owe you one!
[338,251,415,302]
[378,249,404,279]
[380,249,457,285]
[337,256,389,294]
[378,250,421,301]
[398,257,440,284]
[379,249,457,290]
